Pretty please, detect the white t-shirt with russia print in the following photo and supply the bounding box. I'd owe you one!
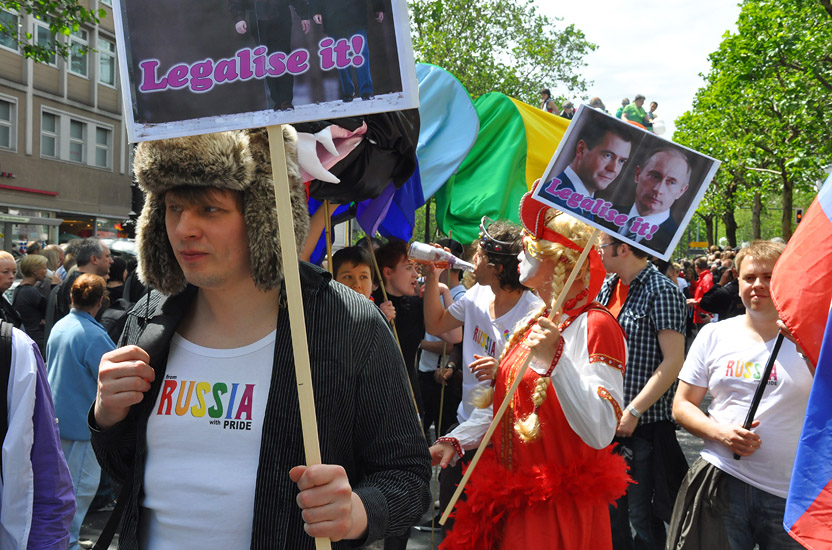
[679,316,812,498]
[447,284,543,424]
[139,331,274,549]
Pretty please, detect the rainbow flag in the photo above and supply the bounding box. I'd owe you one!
[434,93,570,244]
[772,173,832,548]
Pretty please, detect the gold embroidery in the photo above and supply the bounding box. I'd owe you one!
[597,386,622,421]
[590,354,625,373]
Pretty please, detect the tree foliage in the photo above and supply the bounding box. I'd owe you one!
[0,1,106,64]
[673,0,832,244]
[409,0,596,102]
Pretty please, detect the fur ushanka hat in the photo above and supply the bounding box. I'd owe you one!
[134,126,310,296]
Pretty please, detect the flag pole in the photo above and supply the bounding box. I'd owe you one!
[267,125,330,550]
[733,332,784,460]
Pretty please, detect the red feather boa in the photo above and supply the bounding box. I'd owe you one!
[441,447,630,550]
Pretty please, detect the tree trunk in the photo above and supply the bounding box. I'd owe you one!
[722,209,738,248]
[780,163,794,241]
[701,214,715,246]
[752,192,762,239]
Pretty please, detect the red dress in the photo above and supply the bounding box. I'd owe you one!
[442,304,630,550]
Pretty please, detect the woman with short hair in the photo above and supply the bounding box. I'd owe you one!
[13,254,48,354]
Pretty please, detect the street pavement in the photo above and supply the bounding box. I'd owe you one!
[81,423,705,550]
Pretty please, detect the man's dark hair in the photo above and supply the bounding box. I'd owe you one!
[109,256,127,283]
[374,239,409,273]
[332,246,374,278]
[481,220,523,291]
[634,94,646,101]
[608,236,648,259]
[74,238,104,267]
[695,256,709,271]
[576,118,634,152]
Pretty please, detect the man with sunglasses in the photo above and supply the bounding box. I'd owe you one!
[422,218,543,534]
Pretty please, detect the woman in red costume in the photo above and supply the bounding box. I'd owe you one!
[432,185,631,549]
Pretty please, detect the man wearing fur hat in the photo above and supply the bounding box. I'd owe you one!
[89,127,430,548]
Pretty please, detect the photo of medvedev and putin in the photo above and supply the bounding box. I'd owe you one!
[532,105,719,260]
[112,0,418,141]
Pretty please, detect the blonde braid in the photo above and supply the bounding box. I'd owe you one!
[512,210,596,442]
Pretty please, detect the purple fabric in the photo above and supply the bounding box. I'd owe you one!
[27,341,75,549]
[356,183,396,237]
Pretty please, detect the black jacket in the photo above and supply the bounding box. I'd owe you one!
[90,263,430,549]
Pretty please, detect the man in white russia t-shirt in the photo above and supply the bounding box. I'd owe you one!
[668,240,813,549]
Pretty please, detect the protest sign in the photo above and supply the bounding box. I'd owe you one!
[532,105,719,260]
[112,0,419,142]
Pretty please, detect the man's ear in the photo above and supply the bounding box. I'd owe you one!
[574,139,588,161]
[382,266,392,281]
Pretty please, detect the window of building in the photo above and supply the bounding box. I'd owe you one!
[95,127,110,168]
[100,0,112,6]
[98,36,116,87]
[0,97,16,151]
[69,119,85,162]
[0,10,18,52]
[69,28,88,77]
[33,18,56,66]
[41,111,58,158]
[40,109,113,169]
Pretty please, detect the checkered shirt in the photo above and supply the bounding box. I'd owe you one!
[598,263,686,424]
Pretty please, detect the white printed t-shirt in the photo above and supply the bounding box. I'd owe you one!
[419,283,467,373]
[445,284,542,450]
[138,330,275,549]
[679,316,813,498]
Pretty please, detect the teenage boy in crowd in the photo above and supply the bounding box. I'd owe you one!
[332,245,395,322]
[372,238,460,550]
[90,128,431,548]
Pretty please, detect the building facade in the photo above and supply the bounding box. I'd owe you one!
[0,0,133,252]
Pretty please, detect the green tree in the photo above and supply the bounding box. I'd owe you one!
[409,0,596,102]
[0,1,106,64]
[674,0,832,242]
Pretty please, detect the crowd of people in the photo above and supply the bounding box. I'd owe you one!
[541,90,662,133]
[0,126,815,550]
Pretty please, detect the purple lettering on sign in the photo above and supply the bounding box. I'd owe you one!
[252,45,268,78]
[167,64,189,89]
[134,47,314,95]
[287,49,309,74]
[138,60,168,92]
[318,38,336,70]
[350,34,365,67]
[333,38,351,69]
[543,177,563,196]
[613,214,629,227]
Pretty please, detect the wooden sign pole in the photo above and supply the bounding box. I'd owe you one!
[267,125,330,550]
[439,228,600,525]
